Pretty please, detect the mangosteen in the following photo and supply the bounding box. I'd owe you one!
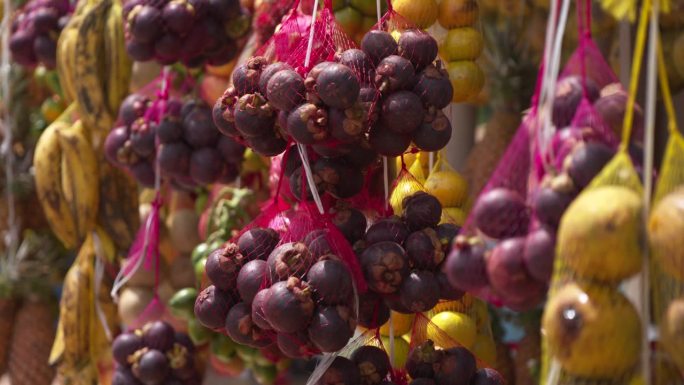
[314,63,361,109]
[267,69,306,111]
[314,157,346,185]
[142,321,175,352]
[259,62,294,95]
[306,259,353,305]
[125,39,154,62]
[383,294,413,314]
[194,285,237,330]
[366,216,410,245]
[304,231,333,259]
[357,291,390,329]
[565,142,614,188]
[104,127,131,166]
[381,91,425,135]
[374,55,415,94]
[333,208,367,244]
[397,29,438,71]
[217,134,246,164]
[113,332,143,366]
[336,48,374,80]
[360,241,409,294]
[173,332,194,354]
[267,242,314,281]
[112,367,141,385]
[246,133,288,156]
[472,188,529,239]
[405,228,445,269]
[232,56,268,94]
[283,145,303,177]
[399,270,440,312]
[523,227,556,283]
[130,161,156,187]
[471,368,505,385]
[402,192,442,231]
[486,237,546,303]
[289,166,325,201]
[277,330,319,358]
[157,117,184,144]
[433,347,476,385]
[183,102,220,148]
[361,30,398,65]
[436,271,464,300]
[158,142,191,176]
[162,0,195,36]
[133,349,169,385]
[443,236,489,292]
[233,93,276,138]
[225,302,271,347]
[369,124,411,157]
[237,260,270,303]
[405,340,440,379]
[551,75,600,128]
[533,184,574,229]
[412,109,452,152]
[593,87,644,139]
[129,5,162,44]
[263,277,315,333]
[329,104,366,143]
[351,345,391,385]
[251,288,273,330]
[128,119,156,157]
[205,243,246,291]
[212,88,239,137]
[308,305,356,352]
[237,227,280,260]
[413,63,453,109]
[435,223,460,252]
[287,103,328,144]
[343,137,379,168]
[328,166,365,199]
[119,94,150,126]
[190,147,224,185]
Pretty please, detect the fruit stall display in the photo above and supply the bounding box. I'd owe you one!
[0,0,684,385]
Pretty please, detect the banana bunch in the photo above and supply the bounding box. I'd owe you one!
[34,106,100,249]
[57,0,131,146]
[49,228,119,385]
[97,159,141,251]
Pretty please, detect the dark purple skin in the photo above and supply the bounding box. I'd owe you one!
[357,291,390,328]
[412,110,452,152]
[551,75,600,128]
[9,30,36,66]
[365,216,410,245]
[259,62,293,95]
[313,157,347,185]
[125,39,154,62]
[350,345,390,385]
[369,124,411,157]
[333,208,367,244]
[329,105,366,143]
[471,368,505,385]
[306,232,333,259]
[182,104,220,148]
[336,49,374,81]
[286,103,328,145]
[435,223,460,252]
[306,259,353,305]
[119,94,149,126]
[247,133,287,156]
[523,227,556,283]
[33,8,59,33]
[277,330,319,358]
[233,93,276,138]
[409,379,435,385]
[130,161,156,187]
[190,147,224,184]
[154,32,183,62]
[251,288,273,330]
[289,166,325,202]
[399,270,440,312]
[405,228,445,269]
[142,321,176,352]
[343,137,378,168]
[212,88,239,137]
[232,56,268,94]
[263,277,315,333]
[225,302,271,347]
[178,24,206,61]
[205,243,246,291]
[162,0,195,36]
[397,30,438,71]
[328,166,364,199]
[129,5,162,44]
[237,259,269,303]
[314,63,361,109]
[381,91,425,135]
[104,127,130,166]
[237,227,280,261]
[174,332,195,354]
[374,55,415,94]
[316,357,361,385]
[158,142,191,176]
[566,142,614,189]
[413,64,453,109]
[361,30,398,65]
[383,293,413,314]
[34,35,57,68]
[403,192,442,231]
[360,241,409,294]
[135,349,170,385]
[472,188,530,239]
[444,237,489,292]
[312,141,354,157]
[308,305,356,352]
[533,186,574,228]
[266,69,306,111]
[194,285,236,330]
[593,89,644,139]
[207,0,240,21]
[282,145,302,177]
[156,117,184,143]
[487,237,546,302]
[436,271,464,300]
[405,340,440,379]
[218,162,240,183]
[433,347,476,385]
[216,134,245,164]
[207,39,238,66]
[112,332,143,366]
[267,242,314,281]
[112,368,142,385]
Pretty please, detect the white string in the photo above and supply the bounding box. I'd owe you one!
[375,0,381,23]
[388,311,395,367]
[383,156,389,207]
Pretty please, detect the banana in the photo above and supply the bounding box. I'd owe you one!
[56,0,88,104]
[97,157,140,251]
[104,0,132,116]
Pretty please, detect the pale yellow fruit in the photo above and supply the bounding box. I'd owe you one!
[379,336,410,368]
[430,294,474,314]
[428,311,477,349]
[542,282,641,378]
[649,189,684,281]
[425,170,468,207]
[441,207,467,226]
[392,0,438,29]
[379,312,415,336]
[118,286,154,327]
[441,27,483,62]
[446,61,485,103]
[438,0,478,29]
[558,186,643,283]
[167,209,201,254]
[659,297,684,370]
[471,333,496,365]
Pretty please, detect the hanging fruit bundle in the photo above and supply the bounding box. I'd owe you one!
[9,0,71,68]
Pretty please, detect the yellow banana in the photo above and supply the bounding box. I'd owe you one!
[104,0,132,116]
[56,1,88,104]
[97,158,140,252]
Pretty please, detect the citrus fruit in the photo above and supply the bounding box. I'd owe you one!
[392,0,438,29]
[379,336,410,368]
[379,311,415,336]
[428,311,477,349]
[335,6,364,36]
[471,333,496,366]
[441,207,467,226]
[441,27,483,61]
[425,169,468,207]
[446,60,484,103]
[438,0,478,29]
[430,294,474,314]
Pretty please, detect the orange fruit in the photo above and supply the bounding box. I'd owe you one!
[441,27,483,61]
[392,0,438,29]
[446,60,484,103]
[335,6,364,36]
[438,0,478,29]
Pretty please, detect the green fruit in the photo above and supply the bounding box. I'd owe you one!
[169,287,198,320]
[194,256,207,283]
[252,364,278,385]
[188,318,212,345]
[211,333,238,362]
[191,243,210,265]
[253,352,273,367]
[349,0,381,16]
[235,344,259,363]
[335,6,363,36]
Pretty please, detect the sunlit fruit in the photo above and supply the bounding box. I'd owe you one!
[446,61,484,103]
[428,311,477,349]
[379,311,415,336]
[442,27,483,62]
[649,188,684,281]
[392,0,438,29]
[438,0,478,29]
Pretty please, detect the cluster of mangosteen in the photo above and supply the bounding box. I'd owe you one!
[316,345,393,385]
[105,93,245,189]
[193,225,361,359]
[112,321,199,385]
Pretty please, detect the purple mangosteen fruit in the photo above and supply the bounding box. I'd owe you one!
[233,93,276,138]
[365,216,409,245]
[361,30,398,65]
[436,270,465,300]
[237,259,270,303]
[350,345,391,385]
[314,63,361,109]
[360,241,409,294]
[433,347,476,385]
[357,291,390,329]
[486,237,546,303]
[266,69,306,111]
[306,259,353,305]
[286,103,328,144]
[471,368,505,385]
[374,55,415,94]
[565,142,614,189]
[232,56,268,94]
[381,91,425,135]
[277,330,319,358]
[369,124,411,157]
[444,236,489,292]
[113,332,143,366]
[316,356,361,385]
[333,208,367,244]
[205,243,246,291]
[237,227,280,261]
[308,305,356,352]
[402,192,442,231]
[259,62,293,95]
[267,242,314,281]
[405,340,440,379]
[399,270,440,312]
[522,227,556,283]
[133,349,169,385]
[193,285,237,330]
[263,277,315,333]
[224,302,271,347]
[142,321,175,352]
[551,75,600,128]
[472,188,529,239]
[412,109,452,152]
[251,288,273,330]
[413,63,453,109]
[397,29,438,71]
[405,228,445,269]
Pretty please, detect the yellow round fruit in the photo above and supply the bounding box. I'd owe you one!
[441,207,467,226]
[649,189,684,281]
[392,0,438,29]
[428,311,477,349]
[660,297,684,370]
[379,336,410,368]
[446,61,485,103]
[471,333,496,366]
[438,0,478,29]
[335,6,364,36]
[542,282,641,378]
[558,186,643,283]
[441,27,483,62]
[379,312,415,336]
[430,294,474,314]
[425,169,468,207]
